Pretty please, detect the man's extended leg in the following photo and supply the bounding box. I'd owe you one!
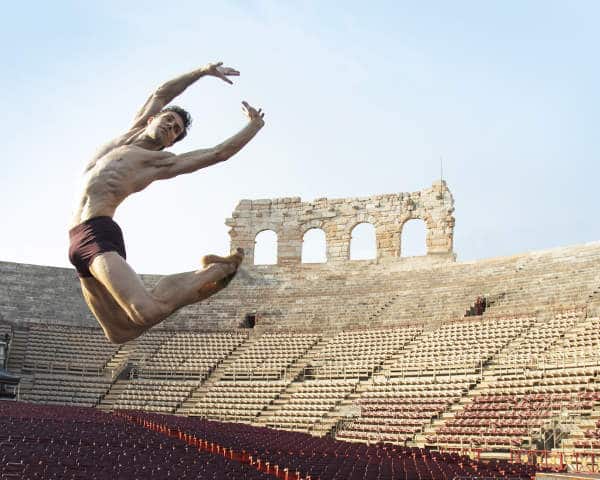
[88,249,243,343]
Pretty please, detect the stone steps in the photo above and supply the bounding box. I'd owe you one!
[97,380,129,412]
[6,329,28,373]
[177,332,265,416]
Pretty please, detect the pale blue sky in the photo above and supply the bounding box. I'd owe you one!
[1,1,598,274]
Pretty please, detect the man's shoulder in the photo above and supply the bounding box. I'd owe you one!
[93,127,144,161]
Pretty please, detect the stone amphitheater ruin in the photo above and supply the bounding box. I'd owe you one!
[2,181,600,477]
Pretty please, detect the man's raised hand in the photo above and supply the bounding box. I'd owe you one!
[203,62,240,85]
[242,101,265,123]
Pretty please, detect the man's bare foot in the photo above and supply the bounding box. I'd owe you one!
[201,248,244,268]
[199,248,244,294]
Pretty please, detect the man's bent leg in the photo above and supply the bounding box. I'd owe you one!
[89,251,241,334]
[80,277,145,344]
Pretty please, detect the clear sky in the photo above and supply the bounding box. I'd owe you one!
[1,1,598,274]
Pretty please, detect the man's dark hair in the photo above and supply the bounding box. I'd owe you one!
[160,105,192,143]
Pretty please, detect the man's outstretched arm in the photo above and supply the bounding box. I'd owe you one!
[153,102,265,179]
[131,62,240,129]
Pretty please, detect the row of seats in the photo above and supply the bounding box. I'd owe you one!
[124,410,546,480]
[264,379,359,431]
[221,332,321,380]
[22,324,119,374]
[337,375,479,444]
[0,401,274,480]
[20,374,112,407]
[190,380,289,422]
[113,379,199,413]
[139,332,247,379]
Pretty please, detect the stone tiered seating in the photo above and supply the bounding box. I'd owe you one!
[310,326,421,379]
[264,379,359,431]
[2,240,600,470]
[138,331,247,379]
[537,316,600,369]
[573,418,600,451]
[17,325,121,408]
[190,380,289,422]
[20,373,112,407]
[0,323,12,337]
[388,316,533,376]
[221,332,321,381]
[113,379,199,413]
[337,375,480,444]
[430,367,600,449]
[489,310,582,373]
[128,329,173,364]
[22,324,119,374]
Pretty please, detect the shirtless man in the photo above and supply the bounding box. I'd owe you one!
[68,62,265,344]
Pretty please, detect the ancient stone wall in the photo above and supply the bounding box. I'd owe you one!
[226,181,456,265]
[0,262,95,327]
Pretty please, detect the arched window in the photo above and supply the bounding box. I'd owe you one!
[254,230,277,265]
[302,228,327,263]
[350,223,376,260]
[401,219,427,257]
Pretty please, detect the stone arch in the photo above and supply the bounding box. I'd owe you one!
[226,182,456,265]
[349,222,377,260]
[254,229,278,265]
[399,218,428,257]
[398,212,436,256]
[302,227,327,263]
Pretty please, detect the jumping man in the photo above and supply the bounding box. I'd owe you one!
[68,62,265,344]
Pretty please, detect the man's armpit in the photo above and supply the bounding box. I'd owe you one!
[148,151,177,169]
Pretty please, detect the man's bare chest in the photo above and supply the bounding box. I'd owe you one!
[86,142,173,197]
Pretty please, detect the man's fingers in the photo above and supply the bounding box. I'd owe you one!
[217,66,239,76]
[241,101,266,120]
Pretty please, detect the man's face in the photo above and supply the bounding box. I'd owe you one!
[146,111,185,148]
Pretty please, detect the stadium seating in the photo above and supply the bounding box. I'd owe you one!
[337,375,480,444]
[0,401,274,480]
[138,331,247,379]
[120,410,545,480]
[1,240,600,475]
[189,380,289,422]
[22,324,119,374]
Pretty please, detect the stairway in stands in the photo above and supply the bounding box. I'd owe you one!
[96,344,137,411]
[252,331,341,429]
[6,327,28,373]
[176,330,266,416]
[97,380,130,412]
[365,292,402,327]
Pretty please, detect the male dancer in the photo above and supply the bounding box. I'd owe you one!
[69,62,265,344]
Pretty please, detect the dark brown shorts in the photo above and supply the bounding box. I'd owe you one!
[68,216,126,278]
